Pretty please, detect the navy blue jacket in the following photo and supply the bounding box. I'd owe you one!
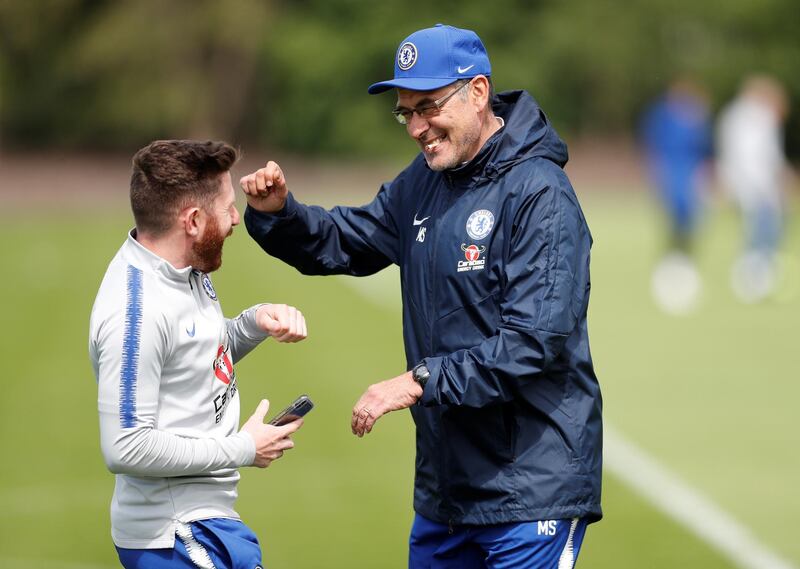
[245,90,603,526]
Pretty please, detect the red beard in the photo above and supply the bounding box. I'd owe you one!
[191,213,230,273]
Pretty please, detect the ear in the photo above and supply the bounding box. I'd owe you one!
[180,206,203,238]
[469,75,491,111]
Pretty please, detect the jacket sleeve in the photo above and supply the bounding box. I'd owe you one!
[244,185,400,276]
[94,290,255,476]
[420,183,592,407]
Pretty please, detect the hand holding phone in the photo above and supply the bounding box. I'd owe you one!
[242,398,308,468]
[268,395,314,426]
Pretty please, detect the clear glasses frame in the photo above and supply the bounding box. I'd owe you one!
[392,79,471,125]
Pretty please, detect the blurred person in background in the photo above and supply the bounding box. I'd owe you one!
[641,78,713,314]
[89,140,308,569]
[717,75,791,302]
[241,24,602,569]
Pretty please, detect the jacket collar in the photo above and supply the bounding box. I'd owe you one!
[437,90,569,188]
[123,229,195,284]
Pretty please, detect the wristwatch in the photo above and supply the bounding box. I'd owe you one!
[412,363,430,389]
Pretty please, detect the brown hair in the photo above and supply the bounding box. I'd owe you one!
[130,140,238,235]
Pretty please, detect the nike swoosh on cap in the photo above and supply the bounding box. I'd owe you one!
[457,65,475,74]
[413,214,431,226]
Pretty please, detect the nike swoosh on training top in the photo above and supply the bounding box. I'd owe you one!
[413,215,431,226]
[186,322,196,337]
[457,65,475,74]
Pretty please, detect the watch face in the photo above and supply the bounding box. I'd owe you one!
[414,364,430,386]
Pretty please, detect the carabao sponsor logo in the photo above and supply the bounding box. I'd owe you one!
[458,243,486,272]
[213,344,234,385]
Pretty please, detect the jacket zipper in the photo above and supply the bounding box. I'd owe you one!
[430,174,459,524]
[429,173,457,354]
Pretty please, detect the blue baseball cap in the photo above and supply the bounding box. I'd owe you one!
[367,24,491,95]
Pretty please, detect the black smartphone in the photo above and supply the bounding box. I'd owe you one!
[267,395,314,426]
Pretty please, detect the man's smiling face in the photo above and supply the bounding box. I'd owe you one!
[396,80,484,171]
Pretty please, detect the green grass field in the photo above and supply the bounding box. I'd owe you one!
[0,187,797,568]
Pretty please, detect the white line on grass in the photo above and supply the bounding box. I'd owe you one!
[604,424,797,569]
[339,268,798,569]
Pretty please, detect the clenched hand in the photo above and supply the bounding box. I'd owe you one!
[240,161,288,213]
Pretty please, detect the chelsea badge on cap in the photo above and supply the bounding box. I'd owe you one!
[397,42,417,70]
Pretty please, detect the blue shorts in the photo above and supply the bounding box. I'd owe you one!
[116,518,262,569]
[409,514,588,569]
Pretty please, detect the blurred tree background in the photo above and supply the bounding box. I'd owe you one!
[0,0,798,157]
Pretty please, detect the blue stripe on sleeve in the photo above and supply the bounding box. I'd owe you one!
[120,265,143,428]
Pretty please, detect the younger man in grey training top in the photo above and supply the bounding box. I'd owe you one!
[90,140,308,568]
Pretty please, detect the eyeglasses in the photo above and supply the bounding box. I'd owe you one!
[392,80,471,125]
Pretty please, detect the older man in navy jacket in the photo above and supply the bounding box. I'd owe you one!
[241,24,602,569]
